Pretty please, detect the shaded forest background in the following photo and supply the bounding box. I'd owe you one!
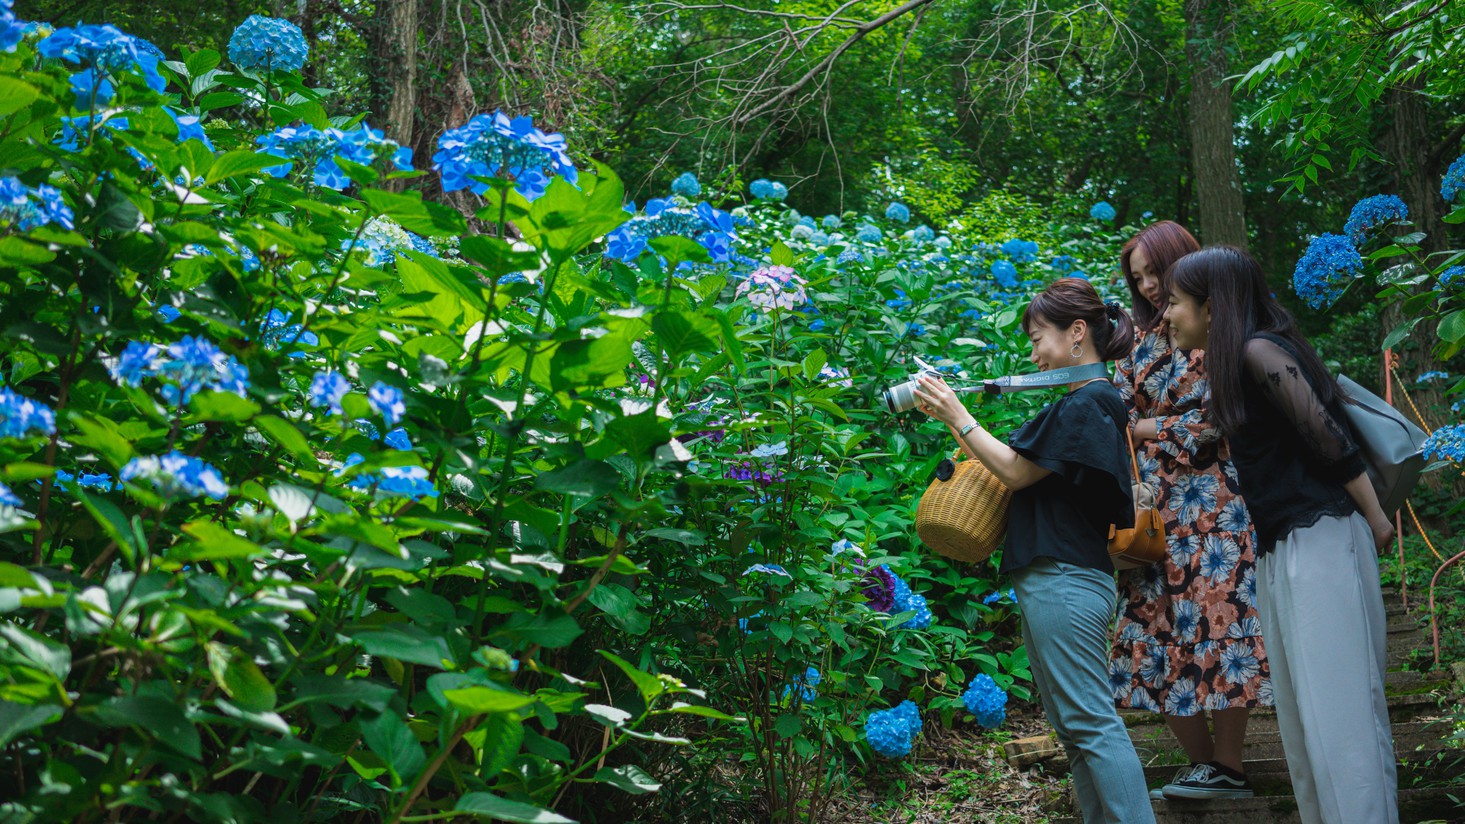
[25,0,1465,380]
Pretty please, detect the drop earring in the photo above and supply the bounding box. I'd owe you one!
[1070,342,1083,359]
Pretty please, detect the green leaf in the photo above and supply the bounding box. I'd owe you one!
[207,151,283,184]
[0,623,70,681]
[198,91,245,111]
[0,703,62,746]
[550,334,633,389]
[454,793,576,823]
[206,643,277,712]
[1381,318,1421,351]
[660,702,741,721]
[188,391,260,422]
[604,408,670,462]
[594,764,662,795]
[175,520,264,561]
[598,650,664,703]
[0,236,56,267]
[73,490,141,565]
[442,685,536,714]
[770,241,795,267]
[0,77,40,117]
[185,48,222,76]
[535,459,621,498]
[254,415,318,467]
[651,310,718,362]
[774,713,802,739]
[476,712,525,778]
[648,236,711,268]
[352,624,456,669]
[498,611,582,649]
[93,696,201,760]
[1439,310,1465,344]
[361,711,426,786]
[802,347,828,381]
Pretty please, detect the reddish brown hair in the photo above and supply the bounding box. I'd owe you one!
[1120,220,1200,331]
[1022,277,1134,363]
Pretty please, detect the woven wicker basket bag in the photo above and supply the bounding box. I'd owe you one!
[915,453,1011,563]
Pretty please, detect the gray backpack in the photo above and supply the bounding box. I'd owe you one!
[1337,374,1428,519]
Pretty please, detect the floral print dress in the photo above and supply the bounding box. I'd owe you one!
[1109,324,1273,714]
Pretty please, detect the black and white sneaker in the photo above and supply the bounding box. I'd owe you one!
[1161,762,1254,799]
[1152,764,1201,800]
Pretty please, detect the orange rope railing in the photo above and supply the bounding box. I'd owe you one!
[1386,353,1465,667]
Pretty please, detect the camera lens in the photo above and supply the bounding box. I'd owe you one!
[879,379,918,414]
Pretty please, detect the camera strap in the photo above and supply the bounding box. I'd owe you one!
[981,361,1111,395]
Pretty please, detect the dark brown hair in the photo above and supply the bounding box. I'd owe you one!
[1168,246,1343,434]
[1022,277,1134,362]
[1120,220,1200,331]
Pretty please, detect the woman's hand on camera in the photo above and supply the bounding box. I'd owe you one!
[913,375,971,428]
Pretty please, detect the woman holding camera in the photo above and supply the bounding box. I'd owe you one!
[1109,221,1270,800]
[915,277,1154,824]
[1164,246,1397,824]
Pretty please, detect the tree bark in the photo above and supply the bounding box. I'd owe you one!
[1183,0,1248,249]
[368,0,418,150]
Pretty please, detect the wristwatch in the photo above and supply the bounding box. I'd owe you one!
[957,421,980,438]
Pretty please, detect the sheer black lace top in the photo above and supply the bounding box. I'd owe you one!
[1228,333,1365,556]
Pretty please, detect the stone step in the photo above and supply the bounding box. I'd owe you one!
[1050,787,1465,824]
[1140,740,1457,786]
[1131,718,1451,766]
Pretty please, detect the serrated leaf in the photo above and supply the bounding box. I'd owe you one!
[598,650,664,703]
[594,764,662,795]
[442,685,535,714]
[454,794,576,823]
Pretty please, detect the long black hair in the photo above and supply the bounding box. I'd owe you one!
[1168,246,1344,434]
[1022,277,1134,362]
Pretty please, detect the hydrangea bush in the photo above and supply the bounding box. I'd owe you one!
[0,11,1135,822]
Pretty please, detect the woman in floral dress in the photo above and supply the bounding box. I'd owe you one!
[1108,221,1272,800]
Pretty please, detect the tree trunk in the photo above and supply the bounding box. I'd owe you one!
[1183,0,1248,249]
[1379,78,1457,500]
[368,0,418,150]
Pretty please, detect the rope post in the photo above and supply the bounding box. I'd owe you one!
[1385,348,1408,609]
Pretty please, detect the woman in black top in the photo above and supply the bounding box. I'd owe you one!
[915,278,1155,823]
[1165,247,1398,824]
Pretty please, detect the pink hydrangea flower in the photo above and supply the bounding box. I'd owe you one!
[735,265,808,311]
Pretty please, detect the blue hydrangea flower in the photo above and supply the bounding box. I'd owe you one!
[991,259,1019,288]
[865,700,922,758]
[1000,239,1039,263]
[368,382,405,427]
[258,309,318,356]
[167,110,212,149]
[910,225,934,242]
[962,674,1008,728]
[670,172,700,197]
[384,427,412,450]
[906,322,925,338]
[822,214,843,229]
[257,124,410,191]
[1438,265,1464,290]
[0,482,21,507]
[742,563,790,579]
[156,335,250,405]
[50,470,115,493]
[69,68,114,107]
[38,24,165,93]
[885,202,911,223]
[749,179,774,199]
[120,451,228,500]
[837,249,863,264]
[856,225,882,243]
[783,666,821,702]
[901,592,934,629]
[886,288,911,309]
[309,371,351,415]
[1343,195,1408,247]
[156,305,180,324]
[340,456,438,499]
[433,111,576,200]
[1090,201,1116,221]
[1422,424,1465,462]
[1417,371,1450,384]
[982,588,1017,606]
[1292,233,1363,310]
[1,1,26,53]
[227,15,308,73]
[0,387,56,439]
[0,177,74,232]
[750,441,788,458]
[1051,254,1078,274]
[1442,154,1465,203]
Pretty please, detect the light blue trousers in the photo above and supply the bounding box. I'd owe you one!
[1013,557,1155,824]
